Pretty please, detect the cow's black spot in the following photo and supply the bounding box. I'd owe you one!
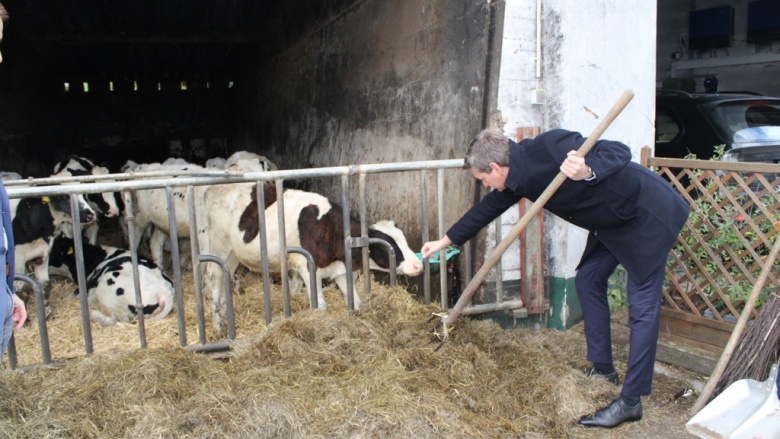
[115,288,124,296]
[368,227,405,270]
[112,271,120,277]
[107,278,115,286]
[128,304,160,316]
[239,184,278,243]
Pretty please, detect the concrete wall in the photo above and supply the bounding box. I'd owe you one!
[235,0,496,245]
[657,0,780,96]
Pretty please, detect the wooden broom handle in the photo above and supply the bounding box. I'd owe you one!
[443,89,635,325]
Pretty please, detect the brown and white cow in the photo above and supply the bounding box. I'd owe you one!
[199,182,424,338]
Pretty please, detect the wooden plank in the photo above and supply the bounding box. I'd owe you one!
[611,324,720,376]
[661,308,735,331]
[648,156,780,174]
[659,309,733,349]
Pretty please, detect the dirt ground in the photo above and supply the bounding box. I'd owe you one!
[566,325,705,439]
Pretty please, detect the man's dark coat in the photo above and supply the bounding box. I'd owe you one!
[447,129,690,283]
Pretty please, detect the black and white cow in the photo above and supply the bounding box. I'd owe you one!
[199,182,424,338]
[53,155,122,244]
[48,235,175,326]
[10,194,97,315]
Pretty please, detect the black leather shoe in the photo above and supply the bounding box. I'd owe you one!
[578,398,642,428]
[583,366,620,386]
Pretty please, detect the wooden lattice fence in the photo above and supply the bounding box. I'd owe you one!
[641,148,780,351]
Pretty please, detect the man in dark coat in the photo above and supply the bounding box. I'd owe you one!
[421,128,689,428]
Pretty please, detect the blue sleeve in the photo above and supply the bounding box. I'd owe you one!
[0,182,14,294]
[446,189,521,246]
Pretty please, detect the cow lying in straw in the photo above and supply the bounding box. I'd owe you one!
[49,235,174,325]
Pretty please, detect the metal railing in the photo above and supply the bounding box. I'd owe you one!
[3,158,532,368]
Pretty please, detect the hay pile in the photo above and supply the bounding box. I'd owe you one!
[1,280,697,438]
[7,268,322,366]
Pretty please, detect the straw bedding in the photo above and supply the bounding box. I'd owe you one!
[0,270,699,438]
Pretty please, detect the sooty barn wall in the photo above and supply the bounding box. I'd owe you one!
[234,0,497,244]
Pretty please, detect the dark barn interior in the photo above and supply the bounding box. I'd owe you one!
[0,0,495,253]
[0,1,364,175]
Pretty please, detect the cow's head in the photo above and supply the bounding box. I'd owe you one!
[368,220,424,277]
[46,194,97,229]
[225,151,278,172]
[86,166,121,218]
[53,158,121,219]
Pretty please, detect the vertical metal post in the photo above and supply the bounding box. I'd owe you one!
[359,173,370,296]
[71,194,94,353]
[275,179,291,318]
[341,175,354,310]
[438,168,448,308]
[255,182,273,324]
[187,186,206,345]
[120,191,147,348]
[163,186,187,344]
[420,169,431,304]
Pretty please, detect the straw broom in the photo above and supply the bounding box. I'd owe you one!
[690,222,780,414]
[712,288,780,397]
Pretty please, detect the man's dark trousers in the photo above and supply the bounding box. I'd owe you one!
[575,240,665,396]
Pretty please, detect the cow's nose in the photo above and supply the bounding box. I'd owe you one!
[106,208,119,217]
[402,260,424,276]
[83,212,96,224]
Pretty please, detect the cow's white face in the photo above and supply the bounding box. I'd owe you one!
[89,166,121,217]
[225,151,277,172]
[52,157,118,219]
[46,194,97,229]
[370,220,424,277]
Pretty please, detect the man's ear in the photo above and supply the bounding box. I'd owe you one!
[489,162,501,173]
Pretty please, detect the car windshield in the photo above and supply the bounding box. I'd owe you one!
[705,100,780,147]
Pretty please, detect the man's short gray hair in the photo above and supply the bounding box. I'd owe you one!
[463,128,511,172]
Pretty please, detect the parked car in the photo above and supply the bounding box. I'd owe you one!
[655,89,780,163]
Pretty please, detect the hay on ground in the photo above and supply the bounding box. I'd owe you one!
[0,281,700,438]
